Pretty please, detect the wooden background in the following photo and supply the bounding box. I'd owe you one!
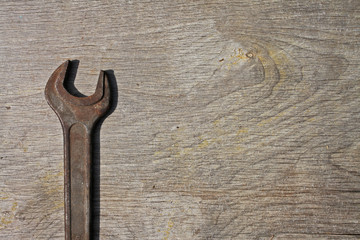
[0,0,359,239]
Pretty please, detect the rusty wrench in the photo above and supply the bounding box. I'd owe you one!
[45,60,110,239]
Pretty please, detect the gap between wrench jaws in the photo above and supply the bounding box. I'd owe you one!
[45,60,111,240]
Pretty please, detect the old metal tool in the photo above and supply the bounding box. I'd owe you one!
[45,60,110,240]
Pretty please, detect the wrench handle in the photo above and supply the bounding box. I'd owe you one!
[64,123,92,240]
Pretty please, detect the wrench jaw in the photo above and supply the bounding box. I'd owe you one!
[45,60,72,128]
[45,60,111,129]
[67,71,111,128]
[91,70,111,122]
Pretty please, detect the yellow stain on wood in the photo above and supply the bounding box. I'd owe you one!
[40,171,63,186]
[154,117,254,162]
[39,166,64,211]
[226,48,251,70]
[251,42,295,93]
[152,115,261,175]
[154,151,163,156]
[0,196,8,201]
[162,219,174,240]
[235,127,249,150]
[175,147,193,157]
[266,46,290,91]
[0,192,18,229]
[52,201,64,210]
[255,49,278,86]
[213,119,221,126]
[235,145,243,151]
[11,202,17,212]
[237,127,249,135]
[197,139,209,149]
[0,215,13,227]
[257,111,286,127]
[2,138,29,153]
[307,117,317,122]
[0,192,10,201]
[155,133,213,159]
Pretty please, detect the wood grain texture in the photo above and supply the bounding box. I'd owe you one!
[0,0,359,239]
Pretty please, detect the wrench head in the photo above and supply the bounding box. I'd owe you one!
[45,60,111,128]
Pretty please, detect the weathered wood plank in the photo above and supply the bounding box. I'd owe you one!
[0,0,359,239]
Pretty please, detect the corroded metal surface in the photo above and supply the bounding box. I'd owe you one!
[45,60,110,240]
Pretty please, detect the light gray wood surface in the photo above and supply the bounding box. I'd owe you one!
[0,0,359,239]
